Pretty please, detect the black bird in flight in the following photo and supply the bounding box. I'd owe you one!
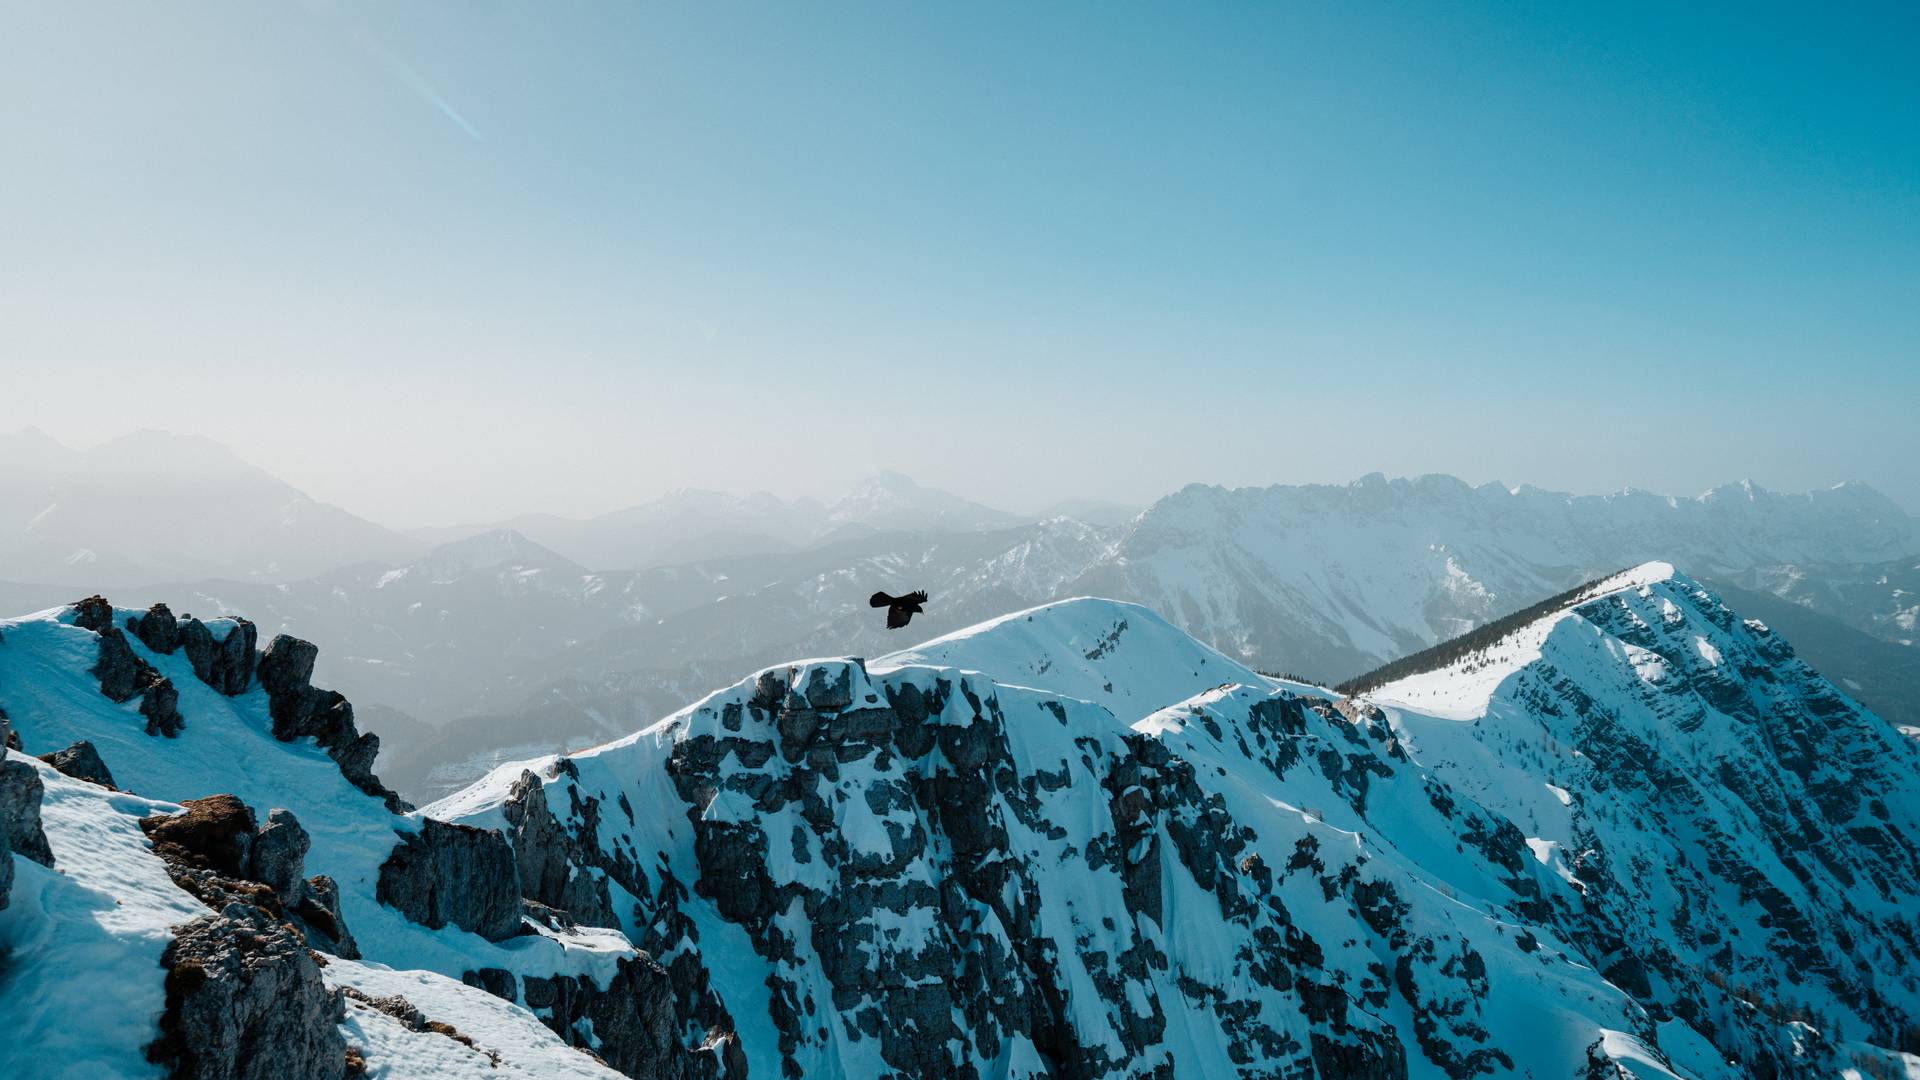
[870,589,928,630]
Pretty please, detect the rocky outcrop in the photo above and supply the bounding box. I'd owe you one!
[72,594,116,632]
[248,808,310,901]
[502,769,618,929]
[129,601,182,653]
[375,818,522,941]
[0,756,55,868]
[257,634,408,813]
[520,958,716,1079]
[91,622,185,737]
[140,796,360,959]
[39,739,116,788]
[294,874,360,960]
[178,615,257,696]
[137,795,351,1077]
[145,903,347,1080]
[143,795,258,880]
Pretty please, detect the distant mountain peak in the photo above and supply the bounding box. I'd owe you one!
[418,528,584,579]
[826,471,1023,532]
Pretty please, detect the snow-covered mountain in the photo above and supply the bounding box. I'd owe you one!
[420,570,1919,1078]
[4,568,1917,1077]
[0,429,419,586]
[1361,563,1920,1071]
[1072,474,1919,681]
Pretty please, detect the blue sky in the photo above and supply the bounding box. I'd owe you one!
[2,2,1915,524]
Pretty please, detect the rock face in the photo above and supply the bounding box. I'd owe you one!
[521,958,692,1078]
[256,634,408,813]
[126,601,259,697]
[143,794,257,879]
[376,818,523,941]
[502,768,618,929]
[0,756,55,868]
[129,601,182,653]
[248,808,310,902]
[91,623,186,737]
[145,903,347,1080]
[38,739,116,788]
[179,615,258,696]
[0,805,10,911]
[294,873,360,960]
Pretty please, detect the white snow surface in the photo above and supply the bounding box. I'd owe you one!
[874,595,1326,720]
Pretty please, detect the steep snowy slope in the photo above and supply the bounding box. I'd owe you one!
[0,600,721,1080]
[1366,563,1920,1074]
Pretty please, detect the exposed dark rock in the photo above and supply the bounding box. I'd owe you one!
[141,676,185,737]
[145,903,347,1080]
[376,818,523,941]
[38,739,116,788]
[502,769,618,929]
[0,809,11,912]
[248,808,311,904]
[294,874,360,960]
[521,957,693,1079]
[130,602,182,653]
[93,627,152,703]
[89,623,185,737]
[256,633,409,813]
[177,616,257,696]
[461,967,517,1000]
[141,796,360,960]
[72,594,115,632]
[257,634,320,698]
[143,795,257,879]
[0,756,55,867]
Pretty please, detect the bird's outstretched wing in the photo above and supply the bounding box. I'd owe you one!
[905,590,928,605]
[869,591,896,608]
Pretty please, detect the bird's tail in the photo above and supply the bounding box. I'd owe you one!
[869,591,897,608]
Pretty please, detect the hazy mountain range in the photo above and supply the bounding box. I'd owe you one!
[2,430,1914,803]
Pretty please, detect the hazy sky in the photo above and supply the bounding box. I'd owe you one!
[3,2,1916,526]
